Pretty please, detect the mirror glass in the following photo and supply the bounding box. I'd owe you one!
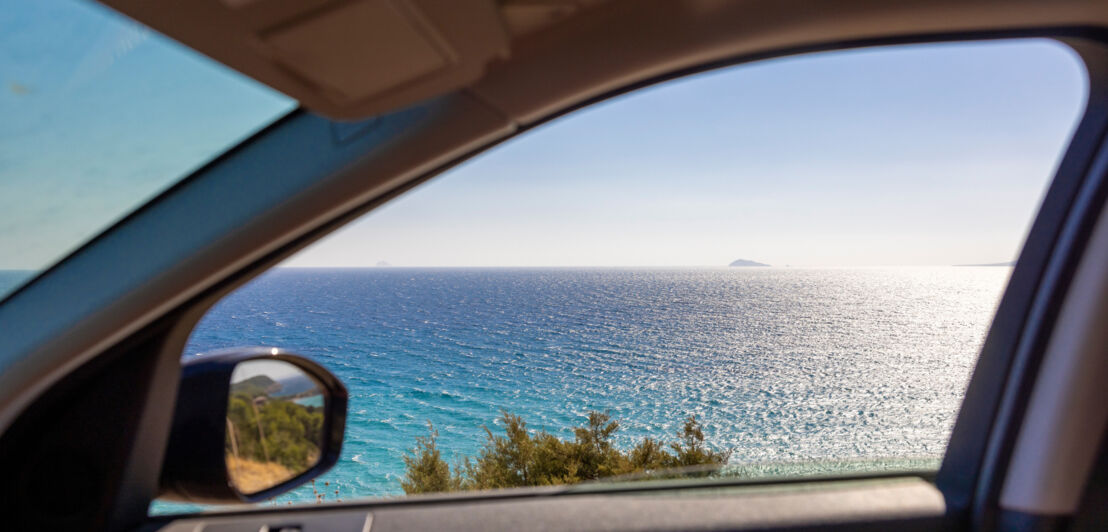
[225,359,326,494]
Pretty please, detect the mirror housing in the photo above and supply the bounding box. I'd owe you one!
[159,348,347,503]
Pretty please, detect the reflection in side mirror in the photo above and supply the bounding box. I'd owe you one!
[159,348,347,504]
[225,360,325,495]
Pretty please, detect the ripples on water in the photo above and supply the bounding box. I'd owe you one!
[181,267,1008,504]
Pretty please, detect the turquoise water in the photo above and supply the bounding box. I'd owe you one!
[160,266,1005,511]
[294,395,324,408]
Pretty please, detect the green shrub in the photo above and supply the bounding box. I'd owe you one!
[400,411,731,494]
[400,423,458,494]
[225,392,324,471]
[670,415,732,468]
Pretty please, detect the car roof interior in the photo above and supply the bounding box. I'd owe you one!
[0,0,1107,530]
[102,0,1108,124]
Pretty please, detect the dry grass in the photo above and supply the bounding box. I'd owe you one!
[227,455,295,494]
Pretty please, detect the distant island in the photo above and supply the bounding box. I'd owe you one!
[376,261,392,267]
[729,259,770,267]
[954,261,1015,267]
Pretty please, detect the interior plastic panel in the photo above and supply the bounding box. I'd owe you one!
[149,478,946,532]
[154,508,371,532]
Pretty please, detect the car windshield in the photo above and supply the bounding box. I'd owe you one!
[0,0,295,301]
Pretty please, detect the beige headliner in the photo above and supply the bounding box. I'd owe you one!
[100,0,1108,121]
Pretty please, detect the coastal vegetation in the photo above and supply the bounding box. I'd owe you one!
[401,411,730,494]
[225,375,325,491]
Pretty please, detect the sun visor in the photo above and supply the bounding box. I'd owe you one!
[100,0,510,119]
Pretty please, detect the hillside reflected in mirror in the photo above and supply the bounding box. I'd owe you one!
[225,359,325,494]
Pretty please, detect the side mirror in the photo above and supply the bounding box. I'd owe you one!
[159,348,347,503]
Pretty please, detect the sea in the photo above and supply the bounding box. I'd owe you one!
[160,266,1007,510]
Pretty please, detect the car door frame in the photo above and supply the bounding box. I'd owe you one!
[1,16,1107,532]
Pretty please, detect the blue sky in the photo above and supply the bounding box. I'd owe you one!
[0,0,1090,271]
[0,0,293,271]
[287,39,1087,267]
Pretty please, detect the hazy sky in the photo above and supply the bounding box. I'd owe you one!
[0,0,1090,272]
[286,39,1087,268]
[230,358,311,385]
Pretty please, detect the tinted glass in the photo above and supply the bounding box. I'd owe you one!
[0,0,295,301]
